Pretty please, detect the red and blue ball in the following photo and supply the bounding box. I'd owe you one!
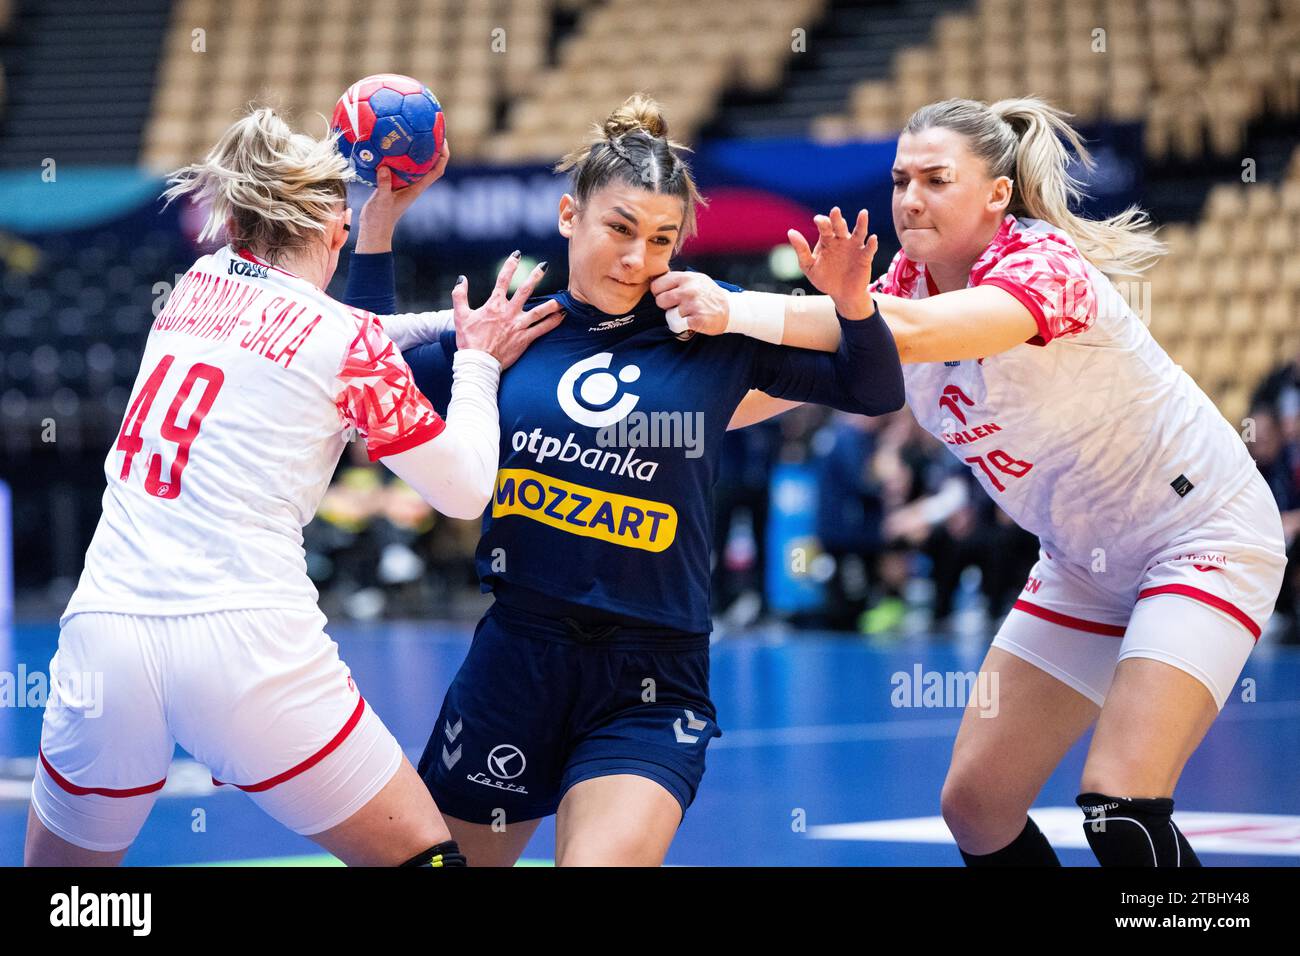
[331,74,445,189]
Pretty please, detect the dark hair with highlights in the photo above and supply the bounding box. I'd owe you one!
[555,93,705,249]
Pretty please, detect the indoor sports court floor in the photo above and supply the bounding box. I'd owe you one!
[2,620,1297,866]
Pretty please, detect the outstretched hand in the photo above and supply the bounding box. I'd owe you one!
[452,253,564,370]
[787,206,879,319]
[355,139,452,253]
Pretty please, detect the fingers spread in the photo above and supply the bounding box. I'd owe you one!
[522,297,563,325]
[493,250,522,297]
[787,229,813,268]
[451,275,469,313]
[851,208,870,243]
[524,311,565,342]
[510,260,548,307]
[830,206,850,239]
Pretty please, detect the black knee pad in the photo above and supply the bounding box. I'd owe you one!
[958,815,1061,866]
[1076,792,1201,867]
[400,840,467,867]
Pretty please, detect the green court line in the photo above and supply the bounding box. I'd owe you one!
[192,854,552,867]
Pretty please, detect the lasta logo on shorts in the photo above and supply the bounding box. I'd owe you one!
[493,468,677,551]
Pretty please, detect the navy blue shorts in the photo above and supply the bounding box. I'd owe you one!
[417,600,721,825]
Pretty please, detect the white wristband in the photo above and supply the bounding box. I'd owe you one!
[664,306,690,334]
[723,290,785,344]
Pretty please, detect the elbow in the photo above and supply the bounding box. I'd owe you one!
[878,377,906,415]
[881,360,907,413]
[859,378,905,417]
[442,474,494,521]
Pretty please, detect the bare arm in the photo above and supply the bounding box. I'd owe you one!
[727,390,803,430]
[732,286,1039,364]
[787,207,1039,363]
[868,287,1038,363]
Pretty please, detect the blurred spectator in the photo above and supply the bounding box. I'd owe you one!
[712,418,781,626]
[875,412,1037,635]
[1246,407,1300,643]
[809,412,886,630]
[304,441,478,620]
[1251,345,1300,443]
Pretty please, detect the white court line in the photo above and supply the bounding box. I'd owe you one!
[810,807,1300,857]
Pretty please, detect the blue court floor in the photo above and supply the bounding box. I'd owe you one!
[2,619,1298,866]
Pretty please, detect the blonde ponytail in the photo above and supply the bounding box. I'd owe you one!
[904,97,1166,277]
[162,107,350,255]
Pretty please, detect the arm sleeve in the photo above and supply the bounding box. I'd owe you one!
[976,239,1098,346]
[378,349,502,520]
[344,251,456,351]
[748,305,905,416]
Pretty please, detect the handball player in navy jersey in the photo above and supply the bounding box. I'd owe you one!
[345,94,904,865]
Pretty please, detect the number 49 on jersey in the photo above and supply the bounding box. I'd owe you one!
[115,353,224,500]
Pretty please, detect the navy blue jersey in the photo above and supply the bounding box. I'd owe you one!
[347,253,903,631]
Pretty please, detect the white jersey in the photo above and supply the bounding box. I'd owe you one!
[874,214,1258,572]
[63,246,445,622]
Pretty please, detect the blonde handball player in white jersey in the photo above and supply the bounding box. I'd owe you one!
[24,108,562,866]
[661,97,1286,866]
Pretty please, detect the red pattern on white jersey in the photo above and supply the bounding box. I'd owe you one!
[874,215,1257,571]
[63,246,444,621]
[336,310,444,461]
[871,214,1097,345]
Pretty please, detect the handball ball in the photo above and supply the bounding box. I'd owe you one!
[331,74,445,189]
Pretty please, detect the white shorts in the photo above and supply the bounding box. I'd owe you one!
[992,470,1287,710]
[32,606,403,852]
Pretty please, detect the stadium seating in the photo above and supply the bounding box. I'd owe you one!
[1145,144,1300,423]
[143,0,574,170]
[814,0,1300,161]
[140,0,826,169]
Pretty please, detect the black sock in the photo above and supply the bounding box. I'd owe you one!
[1076,792,1202,867]
[959,815,1061,866]
[399,839,467,867]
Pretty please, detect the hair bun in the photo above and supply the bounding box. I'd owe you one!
[602,93,668,140]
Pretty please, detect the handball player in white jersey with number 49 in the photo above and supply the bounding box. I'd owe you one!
[24,108,561,866]
[681,97,1287,866]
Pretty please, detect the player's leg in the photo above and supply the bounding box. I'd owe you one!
[942,551,1124,862]
[1075,651,1218,867]
[25,613,173,867]
[555,774,682,866]
[941,645,1100,860]
[25,804,130,866]
[415,605,571,865]
[553,631,717,867]
[1077,475,1287,866]
[169,608,459,866]
[307,755,455,866]
[439,816,543,868]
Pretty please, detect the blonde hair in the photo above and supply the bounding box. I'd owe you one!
[162,107,349,255]
[555,93,706,248]
[903,97,1166,277]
